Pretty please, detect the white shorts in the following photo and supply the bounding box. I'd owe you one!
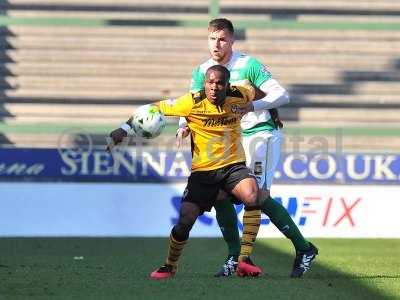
[242,129,282,190]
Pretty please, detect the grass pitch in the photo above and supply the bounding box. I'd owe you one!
[0,238,399,300]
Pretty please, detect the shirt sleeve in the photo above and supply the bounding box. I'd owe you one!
[246,57,272,88]
[190,66,205,92]
[252,79,289,111]
[237,84,256,103]
[158,93,194,117]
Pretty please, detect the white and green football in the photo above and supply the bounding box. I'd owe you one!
[132,104,166,139]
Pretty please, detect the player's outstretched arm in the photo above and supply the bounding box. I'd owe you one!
[107,95,192,151]
[106,101,163,150]
[106,117,133,151]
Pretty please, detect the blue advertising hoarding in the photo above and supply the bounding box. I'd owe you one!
[0,147,399,184]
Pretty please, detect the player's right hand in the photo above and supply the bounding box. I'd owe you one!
[107,128,128,151]
[175,126,190,149]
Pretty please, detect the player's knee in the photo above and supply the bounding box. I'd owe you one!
[241,188,258,206]
[173,222,193,241]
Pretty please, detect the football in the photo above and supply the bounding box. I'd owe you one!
[131,104,166,139]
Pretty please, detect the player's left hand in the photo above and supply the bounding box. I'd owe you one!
[238,102,254,116]
[106,128,128,151]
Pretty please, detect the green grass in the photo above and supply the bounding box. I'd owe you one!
[0,238,399,300]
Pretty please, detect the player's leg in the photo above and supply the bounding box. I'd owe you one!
[213,196,240,277]
[213,133,273,277]
[225,164,263,277]
[239,132,265,262]
[248,130,310,251]
[257,130,318,277]
[150,171,219,279]
[259,193,318,277]
[240,207,261,260]
[229,132,318,278]
[150,201,200,279]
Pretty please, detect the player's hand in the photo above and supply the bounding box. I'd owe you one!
[107,128,128,152]
[175,126,190,149]
[238,102,254,116]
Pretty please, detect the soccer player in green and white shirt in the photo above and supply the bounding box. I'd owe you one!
[177,18,318,278]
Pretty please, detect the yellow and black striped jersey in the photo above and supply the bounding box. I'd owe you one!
[159,85,255,172]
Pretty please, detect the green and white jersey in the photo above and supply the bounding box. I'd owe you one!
[190,51,275,132]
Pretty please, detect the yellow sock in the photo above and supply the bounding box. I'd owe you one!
[166,233,187,271]
[239,209,261,261]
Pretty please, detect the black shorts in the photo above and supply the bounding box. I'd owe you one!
[182,162,256,212]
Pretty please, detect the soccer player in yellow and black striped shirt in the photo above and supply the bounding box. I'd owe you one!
[108,65,316,279]
[109,65,265,278]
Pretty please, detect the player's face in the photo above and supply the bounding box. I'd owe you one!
[208,28,234,65]
[205,70,229,105]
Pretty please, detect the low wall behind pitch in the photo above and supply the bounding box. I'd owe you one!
[0,182,399,238]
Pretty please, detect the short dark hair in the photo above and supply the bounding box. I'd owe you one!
[206,65,230,83]
[208,18,234,35]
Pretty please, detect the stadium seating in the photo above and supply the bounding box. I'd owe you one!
[0,0,399,150]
